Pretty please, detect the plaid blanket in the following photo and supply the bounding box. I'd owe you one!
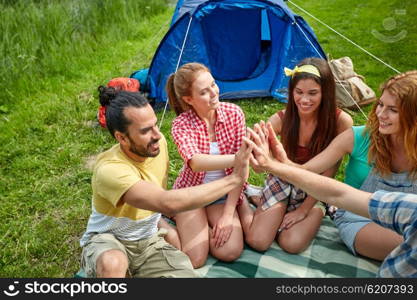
[196,216,380,278]
[75,217,380,278]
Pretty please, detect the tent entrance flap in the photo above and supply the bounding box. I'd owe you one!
[201,8,271,81]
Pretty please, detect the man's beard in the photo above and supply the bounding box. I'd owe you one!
[128,137,160,158]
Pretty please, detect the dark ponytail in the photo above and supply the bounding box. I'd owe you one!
[98,85,118,107]
[97,88,149,138]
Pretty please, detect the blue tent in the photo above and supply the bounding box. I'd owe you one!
[145,0,325,104]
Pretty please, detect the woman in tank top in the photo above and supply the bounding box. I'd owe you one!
[238,57,352,254]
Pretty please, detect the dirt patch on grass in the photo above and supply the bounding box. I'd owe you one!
[84,155,97,170]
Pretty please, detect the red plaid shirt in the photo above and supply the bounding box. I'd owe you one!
[172,102,246,202]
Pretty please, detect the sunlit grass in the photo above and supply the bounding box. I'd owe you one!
[0,0,172,277]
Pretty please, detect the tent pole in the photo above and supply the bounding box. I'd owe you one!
[288,0,401,74]
[159,16,194,128]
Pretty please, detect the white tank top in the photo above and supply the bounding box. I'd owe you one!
[202,142,226,184]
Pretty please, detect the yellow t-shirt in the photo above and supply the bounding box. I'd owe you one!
[80,135,169,246]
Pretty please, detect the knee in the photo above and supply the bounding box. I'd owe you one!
[96,250,128,277]
[164,231,181,250]
[245,233,273,252]
[186,250,208,269]
[278,236,308,254]
[213,245,243,262]
[280,242,307,254]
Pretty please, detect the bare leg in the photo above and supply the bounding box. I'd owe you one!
[277,207,323,254]
[354,222,403,261]
[158,217,181,250]
[248,195,262,207]
[96,250,128,278]
[206,204,244,262]
[238,198,287,252]
[175,208,209,268]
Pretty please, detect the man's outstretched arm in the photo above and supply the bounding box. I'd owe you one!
[121,138,252,216]
[265,162,371,218]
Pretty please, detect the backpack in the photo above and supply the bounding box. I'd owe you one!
[130,68,149,89]
[107,77,140,92]
[329,57,376,110]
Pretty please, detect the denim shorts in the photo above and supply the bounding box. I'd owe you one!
[207,195,227,206]
[333,209,371,255]
[335,169,417,255]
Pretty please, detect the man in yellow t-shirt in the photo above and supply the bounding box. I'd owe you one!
[80,89,251,278]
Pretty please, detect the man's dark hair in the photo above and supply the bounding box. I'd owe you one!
[98,86,149,137]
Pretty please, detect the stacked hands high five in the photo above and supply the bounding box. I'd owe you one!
[243,121,288,174]
[244,122,311,232]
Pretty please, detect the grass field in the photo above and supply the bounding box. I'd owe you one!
[0,0,416,277]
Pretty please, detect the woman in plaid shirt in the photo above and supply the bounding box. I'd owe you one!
[238,58,353,254]
[166,63,246,268]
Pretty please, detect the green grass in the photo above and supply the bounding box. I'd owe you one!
[288,0,417,91]
[0,0,173,277]
[0,0,416,277]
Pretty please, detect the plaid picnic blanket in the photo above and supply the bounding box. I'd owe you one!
[75,217,380,278]
[196,216,380,278]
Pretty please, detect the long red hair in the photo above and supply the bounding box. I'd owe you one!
[366,70,417,178]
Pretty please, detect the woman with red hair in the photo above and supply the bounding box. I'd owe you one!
[276,70,417,261]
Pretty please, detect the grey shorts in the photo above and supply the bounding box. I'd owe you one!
[80,229,197,278]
